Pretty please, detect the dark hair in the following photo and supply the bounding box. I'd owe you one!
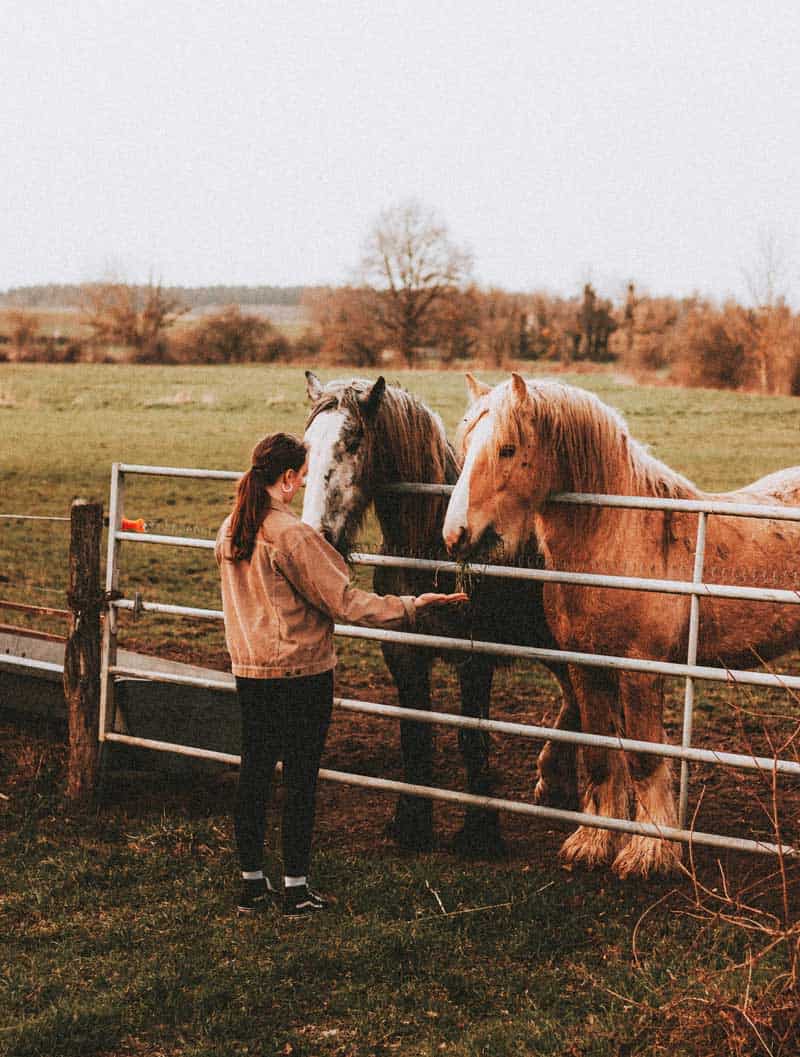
[229,432,307,561]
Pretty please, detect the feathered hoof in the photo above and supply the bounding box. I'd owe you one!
[386,797,434,852]
[533,776,580,812]
[612,835,683,879]
[451,808,507,860]
[559,825,617,869]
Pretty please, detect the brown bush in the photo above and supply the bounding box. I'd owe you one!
[175,306,287,364]
[669,302,748,389]
[306,286,385,366]
[668,300,800,394]
[5,309,40,350]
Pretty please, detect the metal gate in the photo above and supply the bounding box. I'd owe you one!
[99,462,800,859]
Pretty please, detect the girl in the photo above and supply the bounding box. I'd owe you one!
[216,432,466,916]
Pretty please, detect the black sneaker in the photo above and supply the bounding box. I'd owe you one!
[237,878,276,916]
[282,883,327,916]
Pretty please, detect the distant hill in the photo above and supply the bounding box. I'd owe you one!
[0,284,314,309]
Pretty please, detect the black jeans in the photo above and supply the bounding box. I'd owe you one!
[235,670,333,877]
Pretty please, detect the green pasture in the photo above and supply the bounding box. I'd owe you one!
[3,361,800,652]
[2,364,799,1056]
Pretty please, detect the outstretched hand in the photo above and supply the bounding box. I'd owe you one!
[414,591,469,611]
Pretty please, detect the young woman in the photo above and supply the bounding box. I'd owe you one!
[216,432,466,916]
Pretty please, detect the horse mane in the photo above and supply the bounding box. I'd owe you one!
[307,378,458,555]
[491,379,698,501]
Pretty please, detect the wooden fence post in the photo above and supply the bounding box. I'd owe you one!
[64,498,104,801]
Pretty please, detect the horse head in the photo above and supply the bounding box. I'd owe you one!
[444,372,548,560]
[301,370,386,554]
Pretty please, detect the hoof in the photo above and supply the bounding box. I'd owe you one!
[386,797,434,852]
[533,777,580,813]
[559,825,618,869]
[451,809,507,860]
[612,835,682,879]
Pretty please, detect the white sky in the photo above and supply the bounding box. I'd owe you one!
[3,1,799,304]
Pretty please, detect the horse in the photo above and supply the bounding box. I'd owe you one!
[443,372,800,878]
[301,370,577,857]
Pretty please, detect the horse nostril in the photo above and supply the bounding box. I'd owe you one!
[446,525,469,556]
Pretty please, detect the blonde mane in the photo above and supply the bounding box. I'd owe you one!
[490,379,698,501]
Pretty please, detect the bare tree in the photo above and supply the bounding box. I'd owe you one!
[741,229,797,392]
[80,281,187,358]
[359,199,472,365]
[742,228,793,309]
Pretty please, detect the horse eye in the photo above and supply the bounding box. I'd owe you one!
[499,444,516,458]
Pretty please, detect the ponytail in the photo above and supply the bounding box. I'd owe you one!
[229,433,307,561]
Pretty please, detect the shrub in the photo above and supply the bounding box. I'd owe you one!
[179,306,283,364]
[670,302,748,389]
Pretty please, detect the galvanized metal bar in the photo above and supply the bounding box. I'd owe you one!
[114,465,800,522]
[386,480,800,522]
[105,662,800,779]
[679,512,708,827]
[553,491,800,521]
[350,553,800,606]
[116,531,216,549]
[339,625,800,692]
[110,664,235,692]
[110,530,800,607]
[114,599,223,620]
[0,514,70,522]
[108,596,800,691]
[98,463,123,744]
[118,463,241,481]
[101,731,797,859]
[0,652,64,677]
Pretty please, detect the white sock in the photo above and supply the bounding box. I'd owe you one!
[242,870,275,891]
[284,875,306,888]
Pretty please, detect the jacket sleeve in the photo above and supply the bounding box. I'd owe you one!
[273,523,416,630]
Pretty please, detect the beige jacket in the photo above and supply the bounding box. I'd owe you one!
[215,501,416,679]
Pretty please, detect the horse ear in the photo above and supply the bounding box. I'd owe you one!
[510,372,529,405]
[465,373,491,402]
[305,370,323,402]
[360,376,386,419]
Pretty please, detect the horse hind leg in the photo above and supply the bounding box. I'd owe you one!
[452,656,506,859]
[559,666,633,869]
[533,663,580,811]
[613,674,682,879]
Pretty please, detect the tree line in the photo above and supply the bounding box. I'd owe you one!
[2,200,798,395]
[0,283,308,309]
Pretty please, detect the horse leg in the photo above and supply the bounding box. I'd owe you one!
[612,673,682,878]
[559,665,633,869]
[382,645,435,851]
[451,657,506,859]
[533,663,581,811]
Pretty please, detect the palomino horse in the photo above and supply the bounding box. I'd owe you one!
[301,371,575,856]
[444,372,800,877]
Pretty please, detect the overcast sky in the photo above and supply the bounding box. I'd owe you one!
[3,1,799,303]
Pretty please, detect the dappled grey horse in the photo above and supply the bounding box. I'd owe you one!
[301,371,576,856]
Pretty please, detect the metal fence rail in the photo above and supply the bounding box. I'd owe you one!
[94,462,800,859]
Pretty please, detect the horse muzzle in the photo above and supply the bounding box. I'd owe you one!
[444,523,474,559]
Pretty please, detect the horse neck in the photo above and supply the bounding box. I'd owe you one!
[370,404,456,558]
[535,413,699,569]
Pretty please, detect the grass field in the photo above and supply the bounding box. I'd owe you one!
[2,363,799,1056]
